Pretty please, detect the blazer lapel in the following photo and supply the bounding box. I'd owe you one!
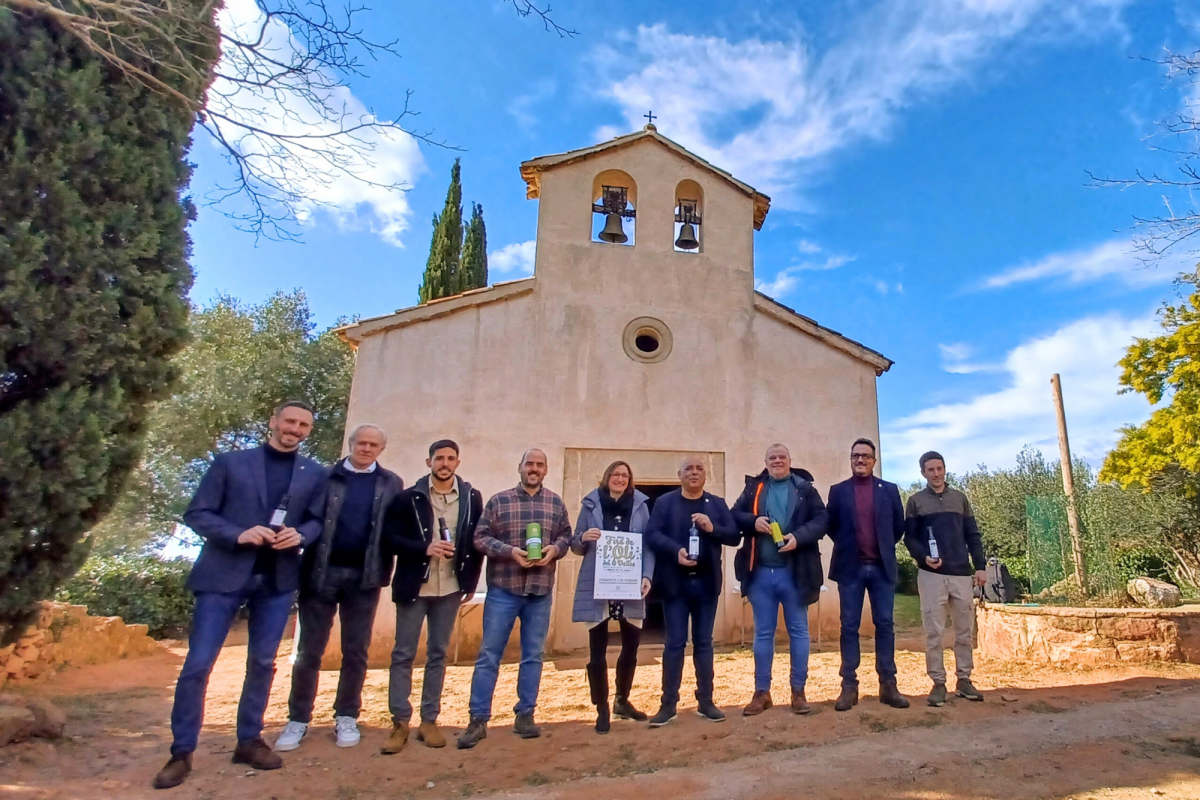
[255,446,269,511]
[846,482,858,543]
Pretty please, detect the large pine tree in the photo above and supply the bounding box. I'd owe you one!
[418,158,463,303]
[458,202,489,294]
[0,5,218,635]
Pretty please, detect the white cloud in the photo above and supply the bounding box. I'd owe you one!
[798,239,823,254]
[209,0,425,246]
[938,342,1000,374]
[756,271,801,297]
[596,2,1130,199]
[491,240,536,274]
[983,238,1180,289]
[755,252,853,298]
[509,80,558,128]
[884,311,1157,485]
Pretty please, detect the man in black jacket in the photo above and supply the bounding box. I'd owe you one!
[380,439,484,752]
[731,444,828,716]
[904,451,987,707]
[645,456,740,727]
[276,423,403,752]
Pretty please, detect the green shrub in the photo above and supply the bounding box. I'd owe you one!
[895,544,919,595]
[56,555,193,638]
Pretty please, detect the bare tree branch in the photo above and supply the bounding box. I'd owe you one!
[3,0,576,241]
[503,0,577,38]
[1090,48,1200,262]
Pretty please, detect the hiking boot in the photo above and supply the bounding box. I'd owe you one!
[334,715,360,748]
[742,690,773,717]
[232,738,283,770]
[274,720,308,752]
[513,712,541,739]
[648,703,677,728]
[417,720,446,748]
[696,699,726,722]
[790,688,811,715]
[456,717,488,750]
[594,702,611,735]
[380,722,409,754]
[834,684,859,712]
[879,680,911,709]
[613,695,648,721]
[956,678,984,702]
[928,683,947,707]
[152,753,191,790]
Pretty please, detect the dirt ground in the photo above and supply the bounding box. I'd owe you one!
[3,625,1200,800]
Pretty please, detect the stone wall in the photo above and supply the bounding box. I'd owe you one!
[977,602,1200,665]
[0,602,160,688]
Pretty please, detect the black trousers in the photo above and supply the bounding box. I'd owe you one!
[287,566,381,723]
[586,617,641,704]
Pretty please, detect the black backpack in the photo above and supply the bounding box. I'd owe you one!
[979,557,1018,603]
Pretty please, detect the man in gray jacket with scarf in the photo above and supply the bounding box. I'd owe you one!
[275,423,403,752]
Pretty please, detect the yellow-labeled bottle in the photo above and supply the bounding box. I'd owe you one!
[770,520,785,548]
[525,522,543,560]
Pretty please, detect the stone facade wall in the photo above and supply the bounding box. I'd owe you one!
[977,603,1200,665]
[0,601,160,688]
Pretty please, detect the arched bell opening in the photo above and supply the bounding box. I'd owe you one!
[591,169,637,246]
[673,179,703,253]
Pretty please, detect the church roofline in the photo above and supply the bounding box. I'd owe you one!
[335,277,536,348]
[520,126,772,230]
[753,292,893,375]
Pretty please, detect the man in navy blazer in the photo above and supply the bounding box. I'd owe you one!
[153,401,328,791]
[826,437,910,712]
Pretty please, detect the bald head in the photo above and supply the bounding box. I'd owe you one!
[765,443,791,480]
[678,456,706,495]
[519,448,548,493]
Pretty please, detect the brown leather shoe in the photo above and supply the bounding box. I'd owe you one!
[742,690,773,716]
[232,738,283,770]
[790,688,811,715]
[380,722,409,754]
[879,680,911,709]
[152,753,191,790]
[416,720,446,748]
[834,684,859,712]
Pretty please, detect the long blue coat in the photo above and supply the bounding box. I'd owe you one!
[569,489,654,624]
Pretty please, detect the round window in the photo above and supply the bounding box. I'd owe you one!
[622,317,672,363]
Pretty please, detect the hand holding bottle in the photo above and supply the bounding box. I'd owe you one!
[271,526,302,550]
[238,526,275,546]
[427,540,455,559]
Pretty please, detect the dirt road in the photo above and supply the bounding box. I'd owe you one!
[2,638,1199,799]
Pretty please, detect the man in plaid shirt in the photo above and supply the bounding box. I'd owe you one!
[457,448,572,749]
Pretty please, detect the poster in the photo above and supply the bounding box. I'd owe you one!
[593,531,644,601]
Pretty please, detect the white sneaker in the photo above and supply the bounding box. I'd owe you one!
[334,716,360,748]
[274,720,308,751]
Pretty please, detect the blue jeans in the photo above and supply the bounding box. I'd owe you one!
[661,575,719,706]
[170,574,294,755]
[837,562,897,686]
[468,588,552,720]
[747,566,810,692]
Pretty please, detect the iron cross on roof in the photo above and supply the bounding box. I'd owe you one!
[644,110,657,125]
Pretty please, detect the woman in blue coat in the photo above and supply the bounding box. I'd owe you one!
[570,460,654,733]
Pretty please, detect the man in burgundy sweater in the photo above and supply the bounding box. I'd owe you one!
[825,438,910,712]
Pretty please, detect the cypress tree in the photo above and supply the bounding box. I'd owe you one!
[458,202,489,293]
[418,158,463,303]
[0,5,218,635]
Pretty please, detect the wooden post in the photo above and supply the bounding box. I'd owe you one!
[1050,374,1088,592]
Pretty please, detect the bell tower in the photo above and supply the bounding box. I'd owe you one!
[519,125,771,307]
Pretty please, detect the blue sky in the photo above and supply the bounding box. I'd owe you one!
[188,0,1199,485]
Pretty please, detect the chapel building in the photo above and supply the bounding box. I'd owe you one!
[335,124,892,664]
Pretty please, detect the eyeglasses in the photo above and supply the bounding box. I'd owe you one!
[850,454,875,461]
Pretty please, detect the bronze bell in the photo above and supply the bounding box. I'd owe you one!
[598,213,628,244]
[674,222,699,250]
